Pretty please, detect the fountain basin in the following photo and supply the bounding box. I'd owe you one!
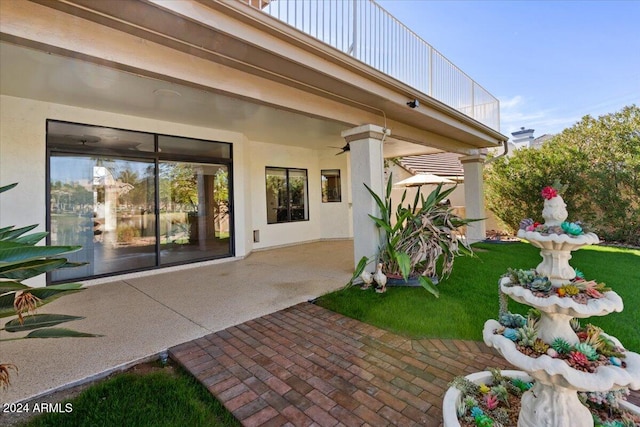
[500,278,623,344]
[483,319,640,392]
[442,368,640,427]
[442,370,532,427]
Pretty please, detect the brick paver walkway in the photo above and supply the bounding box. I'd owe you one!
[169,303,514,426]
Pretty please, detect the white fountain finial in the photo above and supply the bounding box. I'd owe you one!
[541,186,568,226]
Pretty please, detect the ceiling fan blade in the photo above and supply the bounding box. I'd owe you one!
[328,143,350,155]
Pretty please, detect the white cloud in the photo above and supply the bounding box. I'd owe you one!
[499,95,524,109]
[498,95,580,137]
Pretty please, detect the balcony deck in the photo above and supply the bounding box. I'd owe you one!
[244,0,500,131]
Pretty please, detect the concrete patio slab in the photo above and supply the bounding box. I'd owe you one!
[0,241,354,406]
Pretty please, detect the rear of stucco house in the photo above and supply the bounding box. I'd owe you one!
[0,0,507,286]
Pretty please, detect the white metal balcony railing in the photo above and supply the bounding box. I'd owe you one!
[243,0,500,131]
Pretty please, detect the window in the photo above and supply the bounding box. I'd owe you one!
[265,167,308,224]
[321,169,341,202]
[47,120,233,282]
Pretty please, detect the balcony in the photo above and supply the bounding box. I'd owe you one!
[243,0,500,131]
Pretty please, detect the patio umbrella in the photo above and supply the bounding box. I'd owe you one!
[394,173,455,187]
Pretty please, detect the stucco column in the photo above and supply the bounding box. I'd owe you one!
[342,124,389,269]
[460,154,487,244]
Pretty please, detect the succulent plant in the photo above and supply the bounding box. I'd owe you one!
[491,384,510,407]
[511,378,532,392]
[570,318,582,332]
[551,337,573,355]
[583,325,607,351]
[505,381,523,397]
[450,376,481,396]
[599,339,626,359]
[516,269,536,285]
[464,396,479,409]
[474,414,494,427]
[530,277,552,293]
[585,287,604,299]
[547,225,564,235]
[492,408,510,426]
[519,218,534,230]
[561,221,583,235]
[527,308,541,320]
[457,400,468,417]
[488,368,505,384]
[569,351,591,368]
[503,328,518,341]
[533,338,550,354]
[484,393,499,410]
[575,343,599,361]
[517,325,538,347]
[499,312,527,328]
[561,284,580,296]
[470,406,485,418]
[574,279,611,297]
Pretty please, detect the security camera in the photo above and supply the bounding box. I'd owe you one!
[407,99,419,108]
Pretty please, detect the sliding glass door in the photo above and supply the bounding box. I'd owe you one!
[159,162,230,265]
[47,121,233,282]
[50,155,156,280]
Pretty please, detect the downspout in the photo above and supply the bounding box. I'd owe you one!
[485,140,509,164]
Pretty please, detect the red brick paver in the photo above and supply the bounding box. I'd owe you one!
[170,303,513,426]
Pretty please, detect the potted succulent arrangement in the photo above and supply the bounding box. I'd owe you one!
[445,369,640,427]
[352,174,478,296]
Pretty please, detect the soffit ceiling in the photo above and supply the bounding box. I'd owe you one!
[0,42,440,157]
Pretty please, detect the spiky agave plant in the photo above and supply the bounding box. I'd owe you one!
[358,173,480,297]
[0,183,100,389]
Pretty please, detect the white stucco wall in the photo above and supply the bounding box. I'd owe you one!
[247,141,351,250]
[318,151,351,240]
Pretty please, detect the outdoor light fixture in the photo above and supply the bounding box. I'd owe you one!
[407,99,419,108]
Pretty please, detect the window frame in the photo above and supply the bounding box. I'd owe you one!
[265,166,309,224]
[46,119,234,284]
[321,169,342,203]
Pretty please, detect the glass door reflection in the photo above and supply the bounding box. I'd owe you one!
[159,162,230,265]
[50,155,156,280]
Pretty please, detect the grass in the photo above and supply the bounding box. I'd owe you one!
[21,362,241,427]
[317,242,640,352]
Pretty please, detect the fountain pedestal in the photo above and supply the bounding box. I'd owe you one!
[482,190,640,427]
[518,381,591,427]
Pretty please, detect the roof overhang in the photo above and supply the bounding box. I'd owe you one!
[0,0,507,155]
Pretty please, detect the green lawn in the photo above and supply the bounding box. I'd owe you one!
[317,242,640,352]
[22,363,240,427]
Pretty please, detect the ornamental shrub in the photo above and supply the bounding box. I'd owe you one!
[486,105,640,246]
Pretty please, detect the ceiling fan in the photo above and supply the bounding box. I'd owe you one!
[328,143,350,156]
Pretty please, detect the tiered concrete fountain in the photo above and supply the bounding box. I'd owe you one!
[481,189,640,427]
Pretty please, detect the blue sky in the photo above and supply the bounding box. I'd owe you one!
[377,0,640,138]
